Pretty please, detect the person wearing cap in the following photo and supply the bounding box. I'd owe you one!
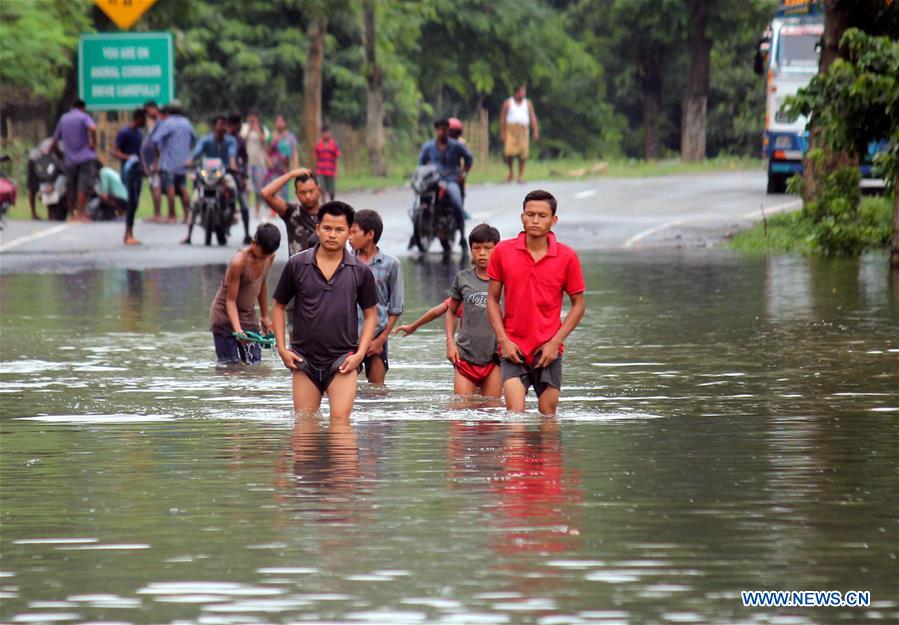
[418,118,474,249]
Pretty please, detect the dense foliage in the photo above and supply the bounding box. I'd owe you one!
[2,0,777,159]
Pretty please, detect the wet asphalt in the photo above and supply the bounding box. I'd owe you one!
[0,171,798,274]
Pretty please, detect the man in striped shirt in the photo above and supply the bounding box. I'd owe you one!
[314,125,341,202]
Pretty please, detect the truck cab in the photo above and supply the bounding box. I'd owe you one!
[756,2,823,193]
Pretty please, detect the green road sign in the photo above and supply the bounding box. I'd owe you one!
[78,32,173,110]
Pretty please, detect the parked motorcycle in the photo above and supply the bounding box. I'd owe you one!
[187,157,235,246]
[0,155,17,228]
[409,164,463,254]
[32,151,67,221]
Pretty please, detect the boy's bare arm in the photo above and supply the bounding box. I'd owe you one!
[487,279,522,363]
[369,314,400,355]
[224,254,246,335]
[272,300,300,370]
[393,301,449,336]
[445,299,461,363]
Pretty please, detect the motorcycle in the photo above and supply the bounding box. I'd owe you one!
[32,151,67,221]
[187,157,235,246]
[409,164,463,254]
[0,155,16,228]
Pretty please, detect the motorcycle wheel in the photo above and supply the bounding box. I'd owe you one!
[414,207,435,254]
[203,205,214,246]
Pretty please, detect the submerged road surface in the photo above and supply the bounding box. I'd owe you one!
[0,170,798,274]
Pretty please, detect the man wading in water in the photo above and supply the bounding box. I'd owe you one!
[271,201,379,419]
[487,190,585,415]
[262,167,322,256]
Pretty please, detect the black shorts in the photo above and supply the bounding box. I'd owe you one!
[159,170,187,193]
[294,351,355,396]
[362,341,388,376]
[213,333,262,364]
[66,160,96,196]
[500,356,562,397]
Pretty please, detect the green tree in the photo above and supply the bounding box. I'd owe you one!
[0,0,92,102]
[786,29,899,262]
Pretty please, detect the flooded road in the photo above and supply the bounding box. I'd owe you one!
[1,251,897,625]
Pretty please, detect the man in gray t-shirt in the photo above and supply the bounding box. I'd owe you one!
[445,224,502,397]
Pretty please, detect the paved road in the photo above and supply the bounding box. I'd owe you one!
[0,171,799,274]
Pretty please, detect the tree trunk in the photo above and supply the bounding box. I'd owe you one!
[362,0,387,177]
[892,177,899,267]
[302,17,326,167]
[680,0,710,162]
[801,0,851,202]
[641,45,663,161]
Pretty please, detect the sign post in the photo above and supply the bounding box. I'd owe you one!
[78,32,174,111]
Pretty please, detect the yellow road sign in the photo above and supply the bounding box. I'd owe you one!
[94,0,158,31]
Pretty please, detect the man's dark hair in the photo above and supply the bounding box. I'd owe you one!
[354,209,383,244]
[253,223,281,254]
[434,118,449,129]
[293,171,319,190]
[468,223,500,247]
[144,100,158,110]
[515,84,527,92]
[227,114,242,127]
[522,189,558,215]
[318,201,355,226]
[212,114,226,126]
[73,99,86,109]
[132,108,147,122]
[160,105,171,115]
[322,124,330,132]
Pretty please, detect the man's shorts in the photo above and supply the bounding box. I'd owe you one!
[213,333,262,364]
[455,357,497,386]
[362,341,388,377]
[319,174,336,198]
[159,170,187,192]
[500,356,562,397]
[66,160,96,196]
[148,172,162,189]
[293,351,354,396]
[503,124,529,159]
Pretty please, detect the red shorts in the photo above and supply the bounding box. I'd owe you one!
[455,358,497,386]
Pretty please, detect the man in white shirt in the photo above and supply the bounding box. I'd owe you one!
[499,85,540,184]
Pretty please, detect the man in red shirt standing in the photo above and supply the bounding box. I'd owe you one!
[314,125,341,203]
[486,190,586,415]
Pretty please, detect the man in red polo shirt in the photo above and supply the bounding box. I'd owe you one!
[486,189,586,415]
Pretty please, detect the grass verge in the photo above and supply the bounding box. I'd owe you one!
[729,196,893,254]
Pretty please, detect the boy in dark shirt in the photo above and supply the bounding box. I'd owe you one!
[272,201,379,419]
[446,224,502,397]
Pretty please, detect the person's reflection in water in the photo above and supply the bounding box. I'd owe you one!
[287,413,362,525]
[491,418,583,555]
[448,418,583,556]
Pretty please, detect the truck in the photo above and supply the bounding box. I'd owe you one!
[755,0,824,194]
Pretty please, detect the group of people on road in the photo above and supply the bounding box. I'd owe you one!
[32,101,343,247]
[211,159,584,418]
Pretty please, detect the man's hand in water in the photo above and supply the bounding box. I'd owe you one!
[393,324,416,336]
[278,347,302,370]
[339,351,365,374]
[500,337,525,364]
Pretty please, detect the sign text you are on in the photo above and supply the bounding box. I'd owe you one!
[79,32,174,111]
